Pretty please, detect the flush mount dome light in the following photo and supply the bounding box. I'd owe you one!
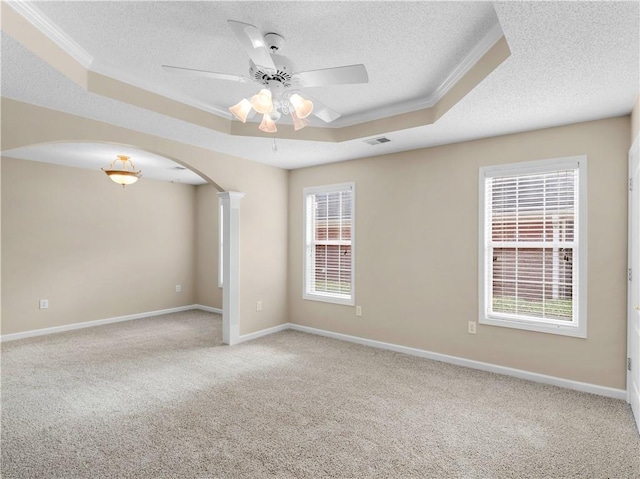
[102,155,141,187]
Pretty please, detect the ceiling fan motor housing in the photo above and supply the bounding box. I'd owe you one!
[264,32,285,52]
[250,54,295,88]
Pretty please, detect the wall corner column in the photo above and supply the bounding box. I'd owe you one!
[217,191,245,345]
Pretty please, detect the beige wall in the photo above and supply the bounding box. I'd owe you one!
[195,184,222,309]
[1,99,290,336]
[1,157,197,334]
[288,116,630,390]
[1,98,631,389]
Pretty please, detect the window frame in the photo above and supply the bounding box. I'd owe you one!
[478,156,587,338]
[303,182,356,306]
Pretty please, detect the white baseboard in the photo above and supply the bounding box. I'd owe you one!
[1,309,626,401]
[237,323,290,344]
[287,323,627,401]
[0,304,221,342]
[194,304,223,315]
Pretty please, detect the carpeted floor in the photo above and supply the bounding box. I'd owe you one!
[2,310,639,478]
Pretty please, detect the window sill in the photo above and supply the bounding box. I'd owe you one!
[303,293,354,307]
[479,315,586,338]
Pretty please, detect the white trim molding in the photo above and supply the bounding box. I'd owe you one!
[303,182,356,306]
[287,324,625,400]
[217,191,245,346]
[7,0,506,131]
[628,135,640,410]
[237,323,290,344]
[5,1,231,118]
[1,304,222,342]
[429,22,505,107]
[6,0,94,69]
[330,22,506,128]
[0,309,624,400]
[478,156,588,338]
[218,198,224,289]
[194,305,223,315]
[90,61,233,119]
[0,305,199,342]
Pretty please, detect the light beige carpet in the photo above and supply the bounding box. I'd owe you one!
[2,310,639,478]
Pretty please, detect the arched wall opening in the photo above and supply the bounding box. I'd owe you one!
[1,98,290,344]
[1,139,243,345]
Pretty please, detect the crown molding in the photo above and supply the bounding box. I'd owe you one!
[6,0,94,69]
[8,1,508,137]
[429,22,505,106]
[8,1,232,119]
[89,61,233,119]
[329,22,506,128]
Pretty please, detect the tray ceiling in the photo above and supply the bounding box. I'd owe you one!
[1,1,638,171]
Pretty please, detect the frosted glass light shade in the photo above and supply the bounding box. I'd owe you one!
[289,93,314,119]
[251,89,273,114]
[229,98,252,122]
[102,155,141,187]
[259,113,277,133]
[106,172,140,186]
[291,111,309,131]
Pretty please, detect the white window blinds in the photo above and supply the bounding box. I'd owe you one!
[480,157,586,336]
[303,183,355,305]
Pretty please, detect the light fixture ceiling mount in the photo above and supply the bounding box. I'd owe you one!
[102,155,141,187]
[162,19,369,134]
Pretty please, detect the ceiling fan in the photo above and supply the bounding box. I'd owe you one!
[162,20,369,132]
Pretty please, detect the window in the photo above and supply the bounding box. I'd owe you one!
[479,157,587,337]
[304,183,355,305]
[218,199,223,288]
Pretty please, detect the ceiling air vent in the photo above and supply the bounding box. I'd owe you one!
[170,166,187,170]
[364,137,391,145]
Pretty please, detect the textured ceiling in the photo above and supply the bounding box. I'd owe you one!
[1,1,639,174]
[30,1,500,124]
[2,143,208,185]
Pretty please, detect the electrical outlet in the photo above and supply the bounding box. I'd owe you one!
[468,321,477,334]
[356,306,362,317]
[39,299,49,310]
[175,284,181,293]
[256,301,263,311]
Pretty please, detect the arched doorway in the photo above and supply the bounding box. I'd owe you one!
[0,141,243,345]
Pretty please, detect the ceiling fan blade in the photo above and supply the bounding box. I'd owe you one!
[227,20,276,72]
[162,65,253,83]
[291,91,341,123]
[312,103,341,123]
[293,64,369,87]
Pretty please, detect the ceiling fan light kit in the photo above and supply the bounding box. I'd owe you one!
[250,88,274,114]
[163,19,369,135]
[291,111,309,131]
[289,93,313,119]
[229,98,253,123]
[259,113,278,133]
